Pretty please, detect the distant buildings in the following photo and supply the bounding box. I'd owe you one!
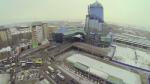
[31,22,49,48]
[10,26,32,46]
[47,26,57,41]
[0,27,11,48]
[0,27,10,42]
[0,22,56,49]
[43,23,49,39]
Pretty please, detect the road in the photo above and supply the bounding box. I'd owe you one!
[57,65,94,84]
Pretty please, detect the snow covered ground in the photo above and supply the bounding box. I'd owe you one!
[113,45,150,70]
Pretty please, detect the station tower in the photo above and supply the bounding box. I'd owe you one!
[84,1,104,45]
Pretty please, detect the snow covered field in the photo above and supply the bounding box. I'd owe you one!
[113,45,150,70]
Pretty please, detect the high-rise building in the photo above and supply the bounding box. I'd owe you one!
[84,1,104,46]
[0,27,11,48]
[31,22,45,48]
[85,1,104,35]
[47,26,57,41]
[84,1,112,47]
[10,26,32,46]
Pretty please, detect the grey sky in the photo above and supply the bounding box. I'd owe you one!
[0,0,150,28]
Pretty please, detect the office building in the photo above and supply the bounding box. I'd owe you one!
[85,1,104,35]
[84,1,104,46]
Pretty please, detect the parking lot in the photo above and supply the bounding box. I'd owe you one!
[43,64,80,84]
[16,69,40,81]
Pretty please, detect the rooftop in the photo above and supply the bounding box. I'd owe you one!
[0,46,11,53]
[113,45,150,70]
[66,54,142,84]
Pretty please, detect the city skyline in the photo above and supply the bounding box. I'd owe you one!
[0,0,150,28]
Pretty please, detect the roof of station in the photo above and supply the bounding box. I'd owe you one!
[55,27,84,35]
[66,54,142,84]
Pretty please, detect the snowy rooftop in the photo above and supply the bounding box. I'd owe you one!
[67,54,141,84]
[10,28,31,35]
[0,46,11,53]
[55,27,84,35]
[113,33,150,47]
[113,45,150,70]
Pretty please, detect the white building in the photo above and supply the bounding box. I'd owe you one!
[35,26,44,43]
[31,22,49,47]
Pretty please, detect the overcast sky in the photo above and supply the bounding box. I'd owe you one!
[0,0,150,28]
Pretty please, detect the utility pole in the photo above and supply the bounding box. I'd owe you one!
[134,49,138,64]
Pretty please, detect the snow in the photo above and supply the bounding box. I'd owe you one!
[113,45,150,70]
[89,68,109,80]
[10,28,31,35]
[67,54,141,84]
[73,34,82,38]
[0,46,11,53]
[114,34,150,47]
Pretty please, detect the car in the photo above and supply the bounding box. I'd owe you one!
[45,71,50,74]
[56,69,61,74]
[57,73,65,80]
[11,63,16,66]
[4,64,10,68]
[51,75,55,79]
